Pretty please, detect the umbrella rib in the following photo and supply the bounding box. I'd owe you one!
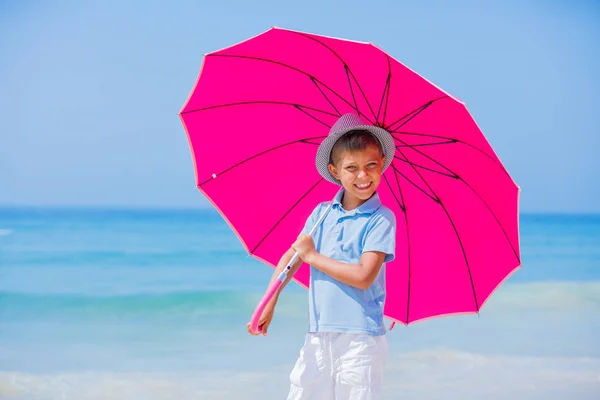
[376,56,391,127]
[384,96,449,131]
[396,139,457,148]
[395,144,480,311]
[394,133,509,180]
[181,100,338,118]
[295,105,332,128]
[395,136,520,262]
[345,65,359,114]
[383,175,406,213]
[391,166,412,323]
[390,164,439,203]
[198,136,326,186]
[392,131,510,177]
[393,130,456,138]
[386,100,435,131]
[459,178,521,262]
[383,173,412,323]
[458,141,512,178]
[344,61,377,122]
[291,31,378,123]
[208,54,375,123]
[299,139,321,145]
[394,154,458,179]
[346,67,377,123]
[383,56,392,127]
[393,139,453,176]
[310,77,341,116]
[250,178,324,254]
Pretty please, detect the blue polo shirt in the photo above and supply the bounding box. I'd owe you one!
[301,190,396,336]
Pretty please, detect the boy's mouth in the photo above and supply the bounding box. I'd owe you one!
[354,182,372,190]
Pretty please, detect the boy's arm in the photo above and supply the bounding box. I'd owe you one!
[302,246,386,290]
[247,247,304,336]
[294,209,396,290]
[265,247,305,307]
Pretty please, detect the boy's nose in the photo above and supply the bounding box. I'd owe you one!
[357,169,367,178]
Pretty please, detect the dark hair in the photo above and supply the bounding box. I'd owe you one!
[329,130,383,166]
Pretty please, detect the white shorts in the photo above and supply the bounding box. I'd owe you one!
[287,332,388,400]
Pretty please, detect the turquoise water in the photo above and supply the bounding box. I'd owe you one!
[0,208,599,399]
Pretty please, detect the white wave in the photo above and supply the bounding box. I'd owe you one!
[1,350,598,400]
[487,281,600,310]
[0,229,13,236]
[276,281,600,314]
[385,349,600,399]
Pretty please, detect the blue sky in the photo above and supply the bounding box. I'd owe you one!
[0,0,598,213]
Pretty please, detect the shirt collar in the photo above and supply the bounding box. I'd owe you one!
[333,189,381,215]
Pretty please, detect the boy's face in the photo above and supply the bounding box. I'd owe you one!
[328,145,385,205]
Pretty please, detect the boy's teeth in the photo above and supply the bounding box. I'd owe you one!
[356,183,370,189]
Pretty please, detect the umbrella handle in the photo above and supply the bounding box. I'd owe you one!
[248,191,339,335]
[249,252,301,334]
[248,272,285,335]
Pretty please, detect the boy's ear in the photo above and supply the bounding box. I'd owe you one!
[328,164,340,180]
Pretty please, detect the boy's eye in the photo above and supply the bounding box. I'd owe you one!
[346,166,357,170]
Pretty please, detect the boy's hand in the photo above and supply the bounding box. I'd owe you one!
[292,234,316,263]
[246,303,275,336]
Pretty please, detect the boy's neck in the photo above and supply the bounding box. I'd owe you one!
[340,190,375,211]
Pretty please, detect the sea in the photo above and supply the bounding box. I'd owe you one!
[0,208,599,399]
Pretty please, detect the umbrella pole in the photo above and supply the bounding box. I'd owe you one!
[248,190,340,334]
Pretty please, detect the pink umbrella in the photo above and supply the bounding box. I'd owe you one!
[179,27,521,328]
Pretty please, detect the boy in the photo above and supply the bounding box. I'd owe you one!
[248,113,396,400]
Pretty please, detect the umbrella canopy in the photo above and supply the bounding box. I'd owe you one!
[179,27,521,324]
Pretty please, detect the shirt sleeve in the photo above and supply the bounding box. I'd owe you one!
[300,202,327,236]
[362,208,397,262]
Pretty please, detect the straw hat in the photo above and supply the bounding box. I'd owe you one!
[316,113,395,185]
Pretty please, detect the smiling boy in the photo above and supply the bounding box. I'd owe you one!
[249,113,397,400]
